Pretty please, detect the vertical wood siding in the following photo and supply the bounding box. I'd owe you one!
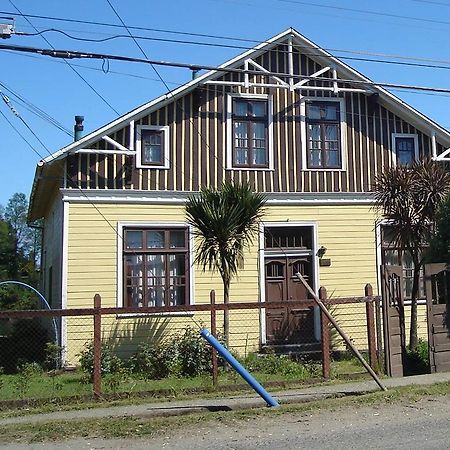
[66,44,435,194]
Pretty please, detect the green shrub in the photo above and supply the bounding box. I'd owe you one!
[177,327,212,377]
[241,353,318,379]
[78,341,123,378]
[130,341,178,380]
[405,338,430,375]
[0,319,50,373]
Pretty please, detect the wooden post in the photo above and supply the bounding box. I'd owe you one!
[365,284,377,371]
[210,290,218,388]
[319,287,331,379]
[295,273,387,391]
[93,294,102,398]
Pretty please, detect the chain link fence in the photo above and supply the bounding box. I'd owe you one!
[0,286,381,405]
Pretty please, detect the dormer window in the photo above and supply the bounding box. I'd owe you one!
[136,125,170,169]
[392,133,419,166]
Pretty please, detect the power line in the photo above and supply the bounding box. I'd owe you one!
[0,81,73,136]
[0,107,44,160]
[5,8,450,66]
[3,49,185,86]
[4,41,450,95]
[275,0,450,26]
[7,1,120,116]
[16,27,450,73]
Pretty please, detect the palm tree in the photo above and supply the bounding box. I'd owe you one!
[374,158,450,350]
[185,181,266,346]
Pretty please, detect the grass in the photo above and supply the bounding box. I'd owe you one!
[1,381,450,445]
[0,356,368,417]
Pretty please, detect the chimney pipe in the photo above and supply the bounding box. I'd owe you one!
[74,116,84,141]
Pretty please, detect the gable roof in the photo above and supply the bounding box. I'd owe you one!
[38,27,450,166]
[29,27,450,219]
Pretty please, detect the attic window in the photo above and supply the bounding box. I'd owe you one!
[300,97,347,171]
[226,94,274,170]
[392,133,419,166]
[136,125,170,169]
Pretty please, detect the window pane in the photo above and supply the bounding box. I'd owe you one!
[308,124,321,141]
[325,150,340,167]
[324,104,339,120]
[125,255,143,306]
[307,104,321,120]
[146,255,165,307]
[234,100,248,116]
[252,122,266,165]
[234,121,249,165]
[126,231,143,249]
[142,131,163,164]
[309,149,322,168]
[170,230,185,248]
[147,231,165,248]
[396,137,415,165]
[169,255,186,306]
[251,101,266,117]
[325,125,338,141]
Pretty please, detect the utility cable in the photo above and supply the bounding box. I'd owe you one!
[8,1,120,116]
[4,41,450,95]
[0,81,73,136]
[16,28,450,73]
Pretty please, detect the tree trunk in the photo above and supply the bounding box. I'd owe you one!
[409,261,421,351]
[223,278,230,348]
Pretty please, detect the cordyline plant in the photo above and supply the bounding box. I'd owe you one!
[185,181,266,346]
[374,158,450,350]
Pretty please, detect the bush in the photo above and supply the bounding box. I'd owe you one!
[177,327,212,377]
[78,341,123,378]
[405,338,430,375]
[0,318,50,373]
[130,341,178,379]
[241,353,318,379]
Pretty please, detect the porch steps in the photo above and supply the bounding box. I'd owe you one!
[261,342,322,359]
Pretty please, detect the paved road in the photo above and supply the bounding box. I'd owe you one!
[3,394,450,449]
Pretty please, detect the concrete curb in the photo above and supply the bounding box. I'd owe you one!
[1,372,450,426]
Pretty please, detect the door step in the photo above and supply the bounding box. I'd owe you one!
[261,342,322,359]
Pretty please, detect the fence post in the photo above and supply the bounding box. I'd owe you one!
[319,286,331,380]
[365,284,377,371]
[93,293,102,398]
[210,290,218,388]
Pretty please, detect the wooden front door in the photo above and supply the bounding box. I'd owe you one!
[265,256,316,344]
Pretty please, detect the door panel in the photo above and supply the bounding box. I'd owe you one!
[265,256,316,344]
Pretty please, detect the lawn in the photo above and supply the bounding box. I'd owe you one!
[0,356,366,407]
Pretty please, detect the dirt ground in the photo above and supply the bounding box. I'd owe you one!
[3,394,450,449]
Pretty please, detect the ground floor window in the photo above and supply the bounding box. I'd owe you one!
[123,227,189,307]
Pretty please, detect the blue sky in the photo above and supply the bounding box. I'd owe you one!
[1,0,450,206]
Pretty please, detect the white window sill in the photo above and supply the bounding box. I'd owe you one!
[226,167,275,172]
[135,165,170,170]
[116,311,195,318]
[304,168,346,172]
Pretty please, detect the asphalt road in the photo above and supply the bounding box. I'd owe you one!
[3,394,450,449]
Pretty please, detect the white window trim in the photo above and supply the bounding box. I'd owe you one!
[226,93,274,171]
[391,133,419,166]
[135,125,170,169]
[116,221,194,316]
[300,97,347,172]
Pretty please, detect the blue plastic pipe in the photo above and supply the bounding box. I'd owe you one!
[200,328,279,407]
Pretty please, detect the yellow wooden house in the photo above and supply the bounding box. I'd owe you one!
[28,28,450,364]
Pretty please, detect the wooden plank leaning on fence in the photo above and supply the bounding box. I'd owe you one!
[295,273,387,391]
